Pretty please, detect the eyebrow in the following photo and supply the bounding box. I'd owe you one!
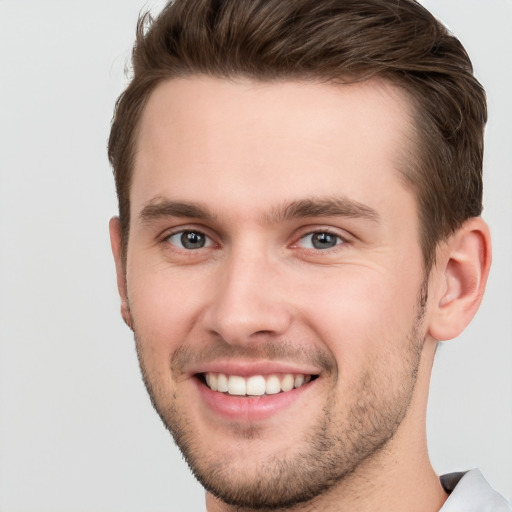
[266,197,380,224]
[137,195,379,225]
[139,198,216,224]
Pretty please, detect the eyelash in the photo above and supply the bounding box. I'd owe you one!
[163,229,216,251]
[294,230,346,251]
[161,227,348,253]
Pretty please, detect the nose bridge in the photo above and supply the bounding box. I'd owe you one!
[204,241,291,344]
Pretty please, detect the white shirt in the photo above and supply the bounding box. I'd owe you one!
[440,469,512,511]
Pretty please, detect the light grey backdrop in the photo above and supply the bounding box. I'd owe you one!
[0,1,510,511]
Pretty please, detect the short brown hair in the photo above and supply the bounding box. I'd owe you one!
[108,0,487,271]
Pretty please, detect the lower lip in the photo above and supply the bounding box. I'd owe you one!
[194,377,315,422]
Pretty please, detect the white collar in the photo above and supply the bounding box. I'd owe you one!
[440,469,512,511]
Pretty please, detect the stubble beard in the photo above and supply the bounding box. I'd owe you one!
[133,296,427,510]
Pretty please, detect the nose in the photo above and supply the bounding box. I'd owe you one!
[201,248,293,346]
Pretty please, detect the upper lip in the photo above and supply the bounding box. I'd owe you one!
[188,360,322,378]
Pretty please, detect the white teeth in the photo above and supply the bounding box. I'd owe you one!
[208,373,217,391]
[228,375,246,396]
[280,374,294,392]
[217,373,229,392]
[265,375,281,395]
[246,375,266,396]
[204,372,313,396]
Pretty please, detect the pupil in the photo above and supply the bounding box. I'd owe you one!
[181,231,205,249]
[312,232,337,249]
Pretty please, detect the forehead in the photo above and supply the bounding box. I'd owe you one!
[131,76,416,220]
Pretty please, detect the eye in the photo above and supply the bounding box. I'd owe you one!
[297,231,344,250]
[166,230,214,250]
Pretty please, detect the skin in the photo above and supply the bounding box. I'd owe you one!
[110,76,491,511]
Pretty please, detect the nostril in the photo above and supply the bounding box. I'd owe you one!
[252,330,276,336]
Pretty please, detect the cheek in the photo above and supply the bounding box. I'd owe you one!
[126,264,206,360]
[292,265,423,368]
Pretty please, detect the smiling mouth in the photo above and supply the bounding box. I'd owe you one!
[199,372,318,397]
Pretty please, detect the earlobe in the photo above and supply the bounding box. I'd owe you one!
[109,217,133,330]
[428,217,491,341]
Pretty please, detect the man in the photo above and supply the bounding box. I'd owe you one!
[107,0,511,510]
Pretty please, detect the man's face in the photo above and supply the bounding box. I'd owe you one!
[119,77,431,508]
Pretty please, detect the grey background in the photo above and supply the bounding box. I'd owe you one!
[0,0,510,510]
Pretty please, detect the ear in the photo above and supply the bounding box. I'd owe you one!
[109,217,133,330]
[428,217,491,341]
